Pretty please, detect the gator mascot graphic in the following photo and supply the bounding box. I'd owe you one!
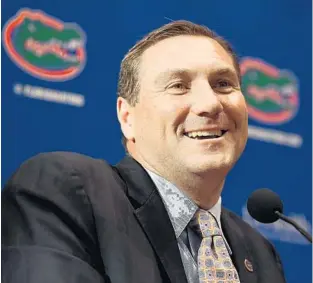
[240,57,299,125]
[2,9,86,81]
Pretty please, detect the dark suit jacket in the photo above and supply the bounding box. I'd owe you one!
[2,152,286,283]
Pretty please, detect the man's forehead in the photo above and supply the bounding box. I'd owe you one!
[139,35,235,76]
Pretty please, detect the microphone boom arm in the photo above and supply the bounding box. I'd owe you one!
[275,211,312,243]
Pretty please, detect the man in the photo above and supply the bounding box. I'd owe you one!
[2,20,286,283]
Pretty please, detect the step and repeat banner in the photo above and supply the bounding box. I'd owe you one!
[2,1,312,282]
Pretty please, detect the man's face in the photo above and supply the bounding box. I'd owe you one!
[122,35,248,176]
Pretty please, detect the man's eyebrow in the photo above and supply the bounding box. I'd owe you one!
[212,67,238,78]
[154,69,192,85]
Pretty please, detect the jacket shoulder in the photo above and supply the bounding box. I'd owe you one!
[5,151,114,192]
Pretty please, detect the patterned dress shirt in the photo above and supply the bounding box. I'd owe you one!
[146,169,232,283]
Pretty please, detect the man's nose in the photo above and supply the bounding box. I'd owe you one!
[190,82,223,118]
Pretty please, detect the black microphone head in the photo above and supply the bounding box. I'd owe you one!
[247,188,283,223]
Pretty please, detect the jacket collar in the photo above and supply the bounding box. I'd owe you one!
[115,156,188,283]
[221,208,258,283]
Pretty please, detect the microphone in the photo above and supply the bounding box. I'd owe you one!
[247,188,312,244]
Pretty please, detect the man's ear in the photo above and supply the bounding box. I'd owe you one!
[117,97,135,142]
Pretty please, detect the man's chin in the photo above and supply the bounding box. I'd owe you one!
[184,156,234,173]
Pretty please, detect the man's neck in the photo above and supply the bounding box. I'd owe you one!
[128,149,227,210]
[170,173,225,210]
[138,161,225,210]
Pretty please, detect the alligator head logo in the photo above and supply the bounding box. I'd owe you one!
[240,57,299,125]
[2,9,86,81]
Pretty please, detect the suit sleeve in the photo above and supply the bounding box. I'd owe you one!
[2,152,107,283]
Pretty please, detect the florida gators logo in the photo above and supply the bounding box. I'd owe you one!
[2,8,87,81]
[240,57,299,125]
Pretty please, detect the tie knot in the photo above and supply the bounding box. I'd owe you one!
[193,210,221,238]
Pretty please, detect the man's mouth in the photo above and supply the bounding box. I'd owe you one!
[184,130,228,140]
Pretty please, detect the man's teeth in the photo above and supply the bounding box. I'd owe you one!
[185,130,223,139]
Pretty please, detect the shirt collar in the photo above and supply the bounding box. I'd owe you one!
[145,168,222,239]
[207,197,222,229]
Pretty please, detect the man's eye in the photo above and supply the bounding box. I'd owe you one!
[167,82,189,94]
[216,80,232,88]
[170,83,186,89]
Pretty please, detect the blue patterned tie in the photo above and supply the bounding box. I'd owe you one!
[196,210,240,283]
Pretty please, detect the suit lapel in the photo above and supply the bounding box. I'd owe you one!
[221,208,258,283]
[115,156,188,283]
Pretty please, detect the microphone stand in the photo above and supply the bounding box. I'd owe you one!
[275,211,312,243]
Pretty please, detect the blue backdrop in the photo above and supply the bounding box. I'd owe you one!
[2,1,312,282]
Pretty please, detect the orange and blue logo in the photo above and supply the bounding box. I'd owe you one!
[240,57,299,125]
[2,8,87,81]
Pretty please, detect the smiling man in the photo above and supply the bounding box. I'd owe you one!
[118,31,248,211]
[2,21,286,283]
